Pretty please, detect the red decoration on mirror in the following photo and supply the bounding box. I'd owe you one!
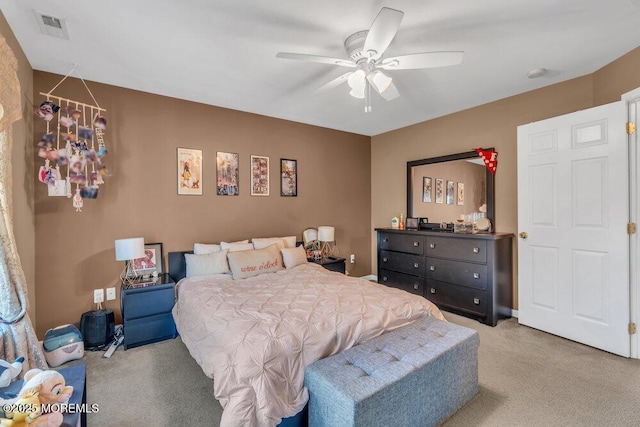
[474,148,498,174]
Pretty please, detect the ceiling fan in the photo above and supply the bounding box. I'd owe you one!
[276,7,464,112]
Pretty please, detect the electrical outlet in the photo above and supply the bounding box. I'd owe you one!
[93,289,104,304]
[106,287,116,301]
[350,254,355,264]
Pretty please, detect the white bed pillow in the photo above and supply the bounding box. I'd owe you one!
[252,237,287,251]
[194,243,221,255]
[227,244,283,280]
[252,236,297,249]
[281,246,308,269]
[185,249,230,277]
[220,240,253,252]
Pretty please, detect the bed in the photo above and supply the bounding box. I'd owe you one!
[169,250,445,427]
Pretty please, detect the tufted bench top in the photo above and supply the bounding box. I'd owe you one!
[305,315,479,427]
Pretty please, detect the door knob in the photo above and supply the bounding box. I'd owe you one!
[519,232,528,239]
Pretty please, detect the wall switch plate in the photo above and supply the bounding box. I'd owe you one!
[93,289,104,303]
[350,254,355,263]
[106,287,116,301]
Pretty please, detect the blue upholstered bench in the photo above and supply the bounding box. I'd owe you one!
[304,316,479,427]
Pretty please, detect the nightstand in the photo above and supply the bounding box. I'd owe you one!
[120,273,177,350]
[311,257,346,274]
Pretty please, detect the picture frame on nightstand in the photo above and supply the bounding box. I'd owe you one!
[131,242,164,277]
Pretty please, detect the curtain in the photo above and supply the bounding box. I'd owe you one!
[0,35,47,371]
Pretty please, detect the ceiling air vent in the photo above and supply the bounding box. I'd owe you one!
[34,10,70,40]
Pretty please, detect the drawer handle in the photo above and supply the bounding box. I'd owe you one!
[473,273,480,279]
[414,262,419,268]
[413,284,419,290]
[473,247,480,254]
[430,288,436,294]
[382,257,388,262]
[429,266,436,271]
[382,276,388,282]
[383,238,389,243]
[473,298,480,305]
[429,243,435,249]
[413,241,420,247]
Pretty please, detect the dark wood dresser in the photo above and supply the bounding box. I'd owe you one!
[376,228,513,326]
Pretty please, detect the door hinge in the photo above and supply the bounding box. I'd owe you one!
[629,323,637,335]
[627,122,636,135]
[627,223,637,235]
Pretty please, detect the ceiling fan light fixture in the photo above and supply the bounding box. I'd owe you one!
[370,71,392,93]
[347,69,366,98]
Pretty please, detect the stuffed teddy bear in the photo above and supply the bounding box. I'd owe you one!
[0,358,23,388]
[0,369,73,427]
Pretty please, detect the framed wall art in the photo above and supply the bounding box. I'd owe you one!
[422,177,432,203]
[446,180,455,205]
[217,151,240,196]
[250,155,269,196]
[435,178,444,204]
[457,182,465,205]
[281,158,297,197]
[132,242,163,276]
[177,148,202,195]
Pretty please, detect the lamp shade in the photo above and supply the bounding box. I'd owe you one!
[318,226,335,242]
[115,237,145,261]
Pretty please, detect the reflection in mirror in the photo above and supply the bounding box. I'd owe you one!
[407,150,494,225]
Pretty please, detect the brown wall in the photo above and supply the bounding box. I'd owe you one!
[1,12,36,323]
[33,72,371,336]
[372,45,640,310]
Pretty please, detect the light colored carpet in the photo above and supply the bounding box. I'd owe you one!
[82,312,640,426]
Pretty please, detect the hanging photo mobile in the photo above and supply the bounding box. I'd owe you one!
[34,68,111,212]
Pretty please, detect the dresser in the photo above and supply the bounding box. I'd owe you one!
[120,274,177,349]
[376,228,513,326]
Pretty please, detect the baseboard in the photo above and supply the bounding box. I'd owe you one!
[361,274,377,281]
[511,309,519,318]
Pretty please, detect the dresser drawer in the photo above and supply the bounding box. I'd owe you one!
[380,250,425,276]
[378,269,423,296]
[426,258,488,290]
[379,232,424,255]
[425,281,487,317]
[123,312,176,349]
[426,236,487,263]
[122,285,175,321]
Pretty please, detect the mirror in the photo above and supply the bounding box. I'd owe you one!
[407,149,495,225]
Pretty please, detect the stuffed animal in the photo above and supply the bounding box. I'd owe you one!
[0,369,73,427]
[0,358,23,388]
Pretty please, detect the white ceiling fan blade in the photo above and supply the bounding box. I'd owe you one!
[362,7,404,61]
[276,52,356,67]
[315,72,352,94]
[380,51,464,70]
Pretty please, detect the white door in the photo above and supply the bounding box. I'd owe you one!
[517,101,630,357]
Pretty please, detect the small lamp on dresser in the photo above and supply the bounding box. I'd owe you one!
[318,226,336,259]
[115,237,145,285]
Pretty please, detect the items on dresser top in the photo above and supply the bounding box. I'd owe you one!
[376,228,513,326]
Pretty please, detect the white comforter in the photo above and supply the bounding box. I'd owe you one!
[172,263,444,427]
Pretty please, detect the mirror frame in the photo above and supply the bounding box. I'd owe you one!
[407,148,495,225]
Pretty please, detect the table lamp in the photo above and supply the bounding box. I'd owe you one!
[318,226,336,259]
[115,237,145,284]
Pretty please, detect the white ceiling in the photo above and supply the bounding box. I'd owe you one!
[2,0,640,136]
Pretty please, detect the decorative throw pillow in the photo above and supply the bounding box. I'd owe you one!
[185,249,230,277]
[194,243,221,255]
[281,246,308,269]
[227,244,283,280]
[252,237,287,251]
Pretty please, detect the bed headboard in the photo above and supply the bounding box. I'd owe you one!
[168,251,193,282]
